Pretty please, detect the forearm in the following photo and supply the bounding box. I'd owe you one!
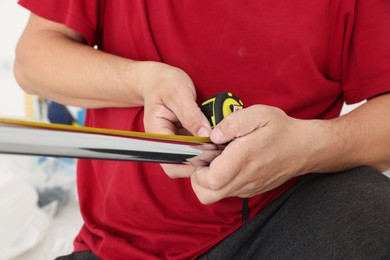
[14,18,143,108]
[309,94,390,173]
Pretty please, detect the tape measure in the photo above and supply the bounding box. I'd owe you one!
[200,91,244,128]
[200,91,249,221]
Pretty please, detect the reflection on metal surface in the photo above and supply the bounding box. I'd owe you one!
[0,118,224,165]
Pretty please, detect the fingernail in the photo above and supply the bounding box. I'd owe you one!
[210,128,224,143]
[197,126,210,137]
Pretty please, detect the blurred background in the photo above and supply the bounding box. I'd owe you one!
[0,0,26,119]
[0,1,83,259]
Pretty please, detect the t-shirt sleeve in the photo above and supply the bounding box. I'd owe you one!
[18,0,100,46]
[342,0,390,104]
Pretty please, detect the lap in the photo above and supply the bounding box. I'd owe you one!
[200,167,390,260]
[55,250,99,260]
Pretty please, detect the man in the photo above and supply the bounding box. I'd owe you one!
[14,1,390,259]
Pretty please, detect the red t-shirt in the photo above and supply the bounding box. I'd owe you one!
[18,1,390,259]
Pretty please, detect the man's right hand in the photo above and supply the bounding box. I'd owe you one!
[138,62,211,137]
[136,62,212,178]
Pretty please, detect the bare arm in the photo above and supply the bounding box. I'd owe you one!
[14,13,212,138]
[314,93,390,173]
[14,13,143,108]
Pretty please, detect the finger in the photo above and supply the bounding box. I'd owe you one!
[191,142,244,201]
[164,92,212,137]
[161,163,195,178]
[210,105,270,144]
[186,144,222,167]
[144,104,178,135]
[190,174,226,204]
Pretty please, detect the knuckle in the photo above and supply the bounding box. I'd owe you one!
[183,107,203,127]
[197,196,212,205]
[161,165,181,178]
[223,114,242,134]
[197,193,218,205]
[242,146,252,163]
[207,176,224,191]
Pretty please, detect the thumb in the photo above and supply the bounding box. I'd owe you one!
[166,97,212,137]
[209,106,262,144]
[181,103,212,137]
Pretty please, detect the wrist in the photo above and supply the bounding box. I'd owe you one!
[134,61,171,104]
[302,118,359,174]
[136,61,196,105]
[111,59,150,107]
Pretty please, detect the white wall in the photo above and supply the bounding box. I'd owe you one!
[0,0,29,118]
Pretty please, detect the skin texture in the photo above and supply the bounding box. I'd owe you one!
[14,14,390,204]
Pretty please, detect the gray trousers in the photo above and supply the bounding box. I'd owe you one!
[57,167,390,260]
[200,166,390,260]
